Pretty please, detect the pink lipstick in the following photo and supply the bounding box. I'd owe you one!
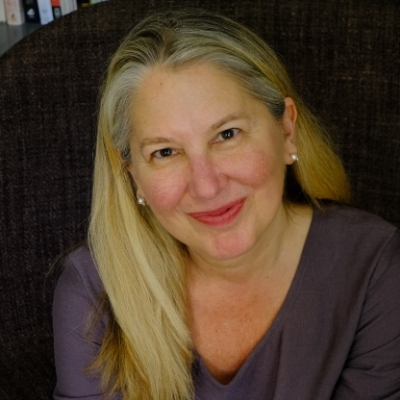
[188,198,245,226]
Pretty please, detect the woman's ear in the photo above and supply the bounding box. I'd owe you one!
[282,97,298,164]
[127,164,147,205]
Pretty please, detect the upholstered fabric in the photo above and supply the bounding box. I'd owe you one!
[0,0,399,398]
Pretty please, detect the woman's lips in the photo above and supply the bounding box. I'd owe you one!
[188,198,245,226]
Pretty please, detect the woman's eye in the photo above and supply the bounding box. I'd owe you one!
[216,128,239,141]
[152,148,177,159]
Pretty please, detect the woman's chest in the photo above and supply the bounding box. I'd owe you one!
[188,281,290,384]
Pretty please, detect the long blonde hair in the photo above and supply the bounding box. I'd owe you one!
[88,9,350,400]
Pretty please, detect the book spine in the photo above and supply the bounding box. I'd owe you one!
[21,0,40,23]
[50,0,60,18]
[60,0,76,15]
[37,0,52,24]
[0,0,7,22]
[4,0,25,25]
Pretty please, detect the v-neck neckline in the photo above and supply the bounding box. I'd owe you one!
[194,205,322,388]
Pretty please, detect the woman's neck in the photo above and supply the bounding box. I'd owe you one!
[187,204,312,287]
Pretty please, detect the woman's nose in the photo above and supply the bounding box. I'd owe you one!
[187,155,227,200]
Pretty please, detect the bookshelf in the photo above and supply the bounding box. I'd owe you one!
[0,21,41,56]
[0,0,107,57]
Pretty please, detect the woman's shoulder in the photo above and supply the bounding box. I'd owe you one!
[307,204,400,280]
[317,204,398,239]
[57,244,104,302]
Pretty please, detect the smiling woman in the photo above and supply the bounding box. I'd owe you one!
[52,8,400,400]
[127,63,298,262]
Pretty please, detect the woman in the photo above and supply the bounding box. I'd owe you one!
[53,9,400,400]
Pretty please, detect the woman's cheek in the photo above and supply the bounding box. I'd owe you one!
[143,170,188,211]
[226,148,280,188]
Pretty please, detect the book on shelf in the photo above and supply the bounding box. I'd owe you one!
[37,0,53,24]
[21,0,40,23]
[4,0,25,25]
[51,0,61,18]
[60,0,76,16]
[0,0,7,22]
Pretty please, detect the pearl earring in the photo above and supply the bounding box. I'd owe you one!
[290,153,298,162]
[137,195,146,206]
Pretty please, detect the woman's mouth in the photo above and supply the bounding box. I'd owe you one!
[188,198,245,226]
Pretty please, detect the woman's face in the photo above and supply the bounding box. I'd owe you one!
[128,63,297,263]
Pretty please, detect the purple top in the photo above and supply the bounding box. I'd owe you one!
[53,206,400,399]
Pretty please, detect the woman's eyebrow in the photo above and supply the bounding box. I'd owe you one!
[139,137,176,150]
[210,113,246,131]
[139,113,247,150]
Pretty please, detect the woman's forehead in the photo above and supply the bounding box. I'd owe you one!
[127,69,275,152]
[130,63,258,127]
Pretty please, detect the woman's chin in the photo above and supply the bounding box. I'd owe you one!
[189,237,256,265]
